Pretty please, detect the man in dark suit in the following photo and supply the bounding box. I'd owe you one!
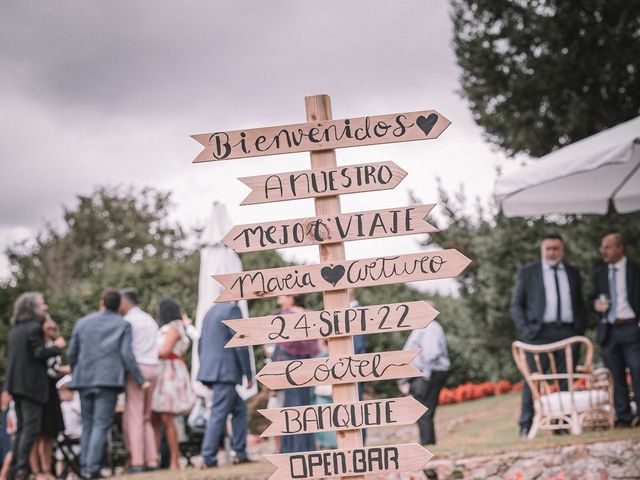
[592,232,640,427]
[197,302,253,468]
[5,292,66,480]
[68,290,149,479]
[510,233,586,437]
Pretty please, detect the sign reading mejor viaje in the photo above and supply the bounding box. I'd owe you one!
[192,94,469,480]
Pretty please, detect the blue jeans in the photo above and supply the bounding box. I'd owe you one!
[201,383,247,466]
[78,387,119,475]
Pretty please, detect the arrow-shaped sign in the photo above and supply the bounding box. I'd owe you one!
[224,301,437,348]
[256,350,421,390]
[238,161,407,205]
[259,396,427,437]
[191,109,450,162]
[265,443,432,480]
[223,204,437,253]
[214,249,471,302]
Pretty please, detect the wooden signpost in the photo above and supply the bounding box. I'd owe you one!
[214,249,471,302]
[264,443,433,480]
[224,301,438,348]
[223,204,437,252]
[192,94,469,479]
[239,161,407,205]
[259,396,428,437]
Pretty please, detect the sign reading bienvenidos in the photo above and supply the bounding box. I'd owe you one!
[192,96,468,479]
[191,110,450,162]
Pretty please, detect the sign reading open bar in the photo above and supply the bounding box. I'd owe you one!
[265,443,433,480]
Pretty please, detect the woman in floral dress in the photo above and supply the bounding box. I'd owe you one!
[151,298,195,470]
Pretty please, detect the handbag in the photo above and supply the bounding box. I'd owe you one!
[187,396,210,433]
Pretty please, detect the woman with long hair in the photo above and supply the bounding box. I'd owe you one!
[151,298,195,470]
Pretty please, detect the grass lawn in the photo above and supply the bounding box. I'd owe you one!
[114,392,640,479]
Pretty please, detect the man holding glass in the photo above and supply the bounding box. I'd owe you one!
[510,233,586,437]
[593,233,640,428]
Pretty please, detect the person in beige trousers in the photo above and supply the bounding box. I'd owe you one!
[120,289,160,473]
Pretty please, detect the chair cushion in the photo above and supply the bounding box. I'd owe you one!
[535,390,609,415]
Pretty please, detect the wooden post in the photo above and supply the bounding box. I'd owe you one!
[305,94,364,479]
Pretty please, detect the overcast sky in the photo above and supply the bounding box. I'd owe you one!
[0,0,514,289]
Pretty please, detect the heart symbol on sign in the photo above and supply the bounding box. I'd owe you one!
[416,113,438,136]
[320,265,345,287]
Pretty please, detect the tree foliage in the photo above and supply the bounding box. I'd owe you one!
[415,183,640,382]
[451,0,640,157]
[1,186,464,400]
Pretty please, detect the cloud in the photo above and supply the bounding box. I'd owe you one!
[0,0,502,286]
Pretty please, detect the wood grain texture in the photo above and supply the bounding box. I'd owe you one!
[213,249,472,302]
[191,109,450,162]
[305,94,363,474]
[259,396,428,437]
[255,349,422,390]
[264,443,433,480]
[238,161,407,205]
[223,301,438,348]
[222,204,437,253]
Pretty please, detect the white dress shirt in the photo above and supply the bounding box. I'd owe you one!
[542,261,573,323]
[610,256,635,320]
[124,306,159,365]
[403,320,450,379]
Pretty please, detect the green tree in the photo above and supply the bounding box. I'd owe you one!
[451,0,640,157]
[0,186,199,374]
[416,183,640,382]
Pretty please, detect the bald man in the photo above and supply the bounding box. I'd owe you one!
[593,233,640,427]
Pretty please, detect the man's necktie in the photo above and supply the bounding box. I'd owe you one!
[608,266,617,324]
[552,265,562,325]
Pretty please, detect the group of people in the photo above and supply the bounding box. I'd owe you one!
[511,232,640,436]
[2,288,256,480]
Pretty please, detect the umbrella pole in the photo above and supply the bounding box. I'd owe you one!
[305,94,364,480]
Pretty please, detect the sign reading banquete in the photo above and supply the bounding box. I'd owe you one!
[259,396,427,437]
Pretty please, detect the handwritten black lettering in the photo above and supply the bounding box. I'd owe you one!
[289,447,400,478]
[264,354,409,387]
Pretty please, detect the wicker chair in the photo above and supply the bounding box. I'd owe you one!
[512,335,614,438]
